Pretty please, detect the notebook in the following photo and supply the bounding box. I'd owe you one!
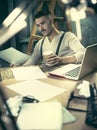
[49,43,97,80]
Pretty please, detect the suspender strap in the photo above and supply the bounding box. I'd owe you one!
[55,32,65,55]
[40,38,45,60]
[40,32,65,59]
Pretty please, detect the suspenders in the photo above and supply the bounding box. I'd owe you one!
[40,32,65,59]
[55,33,65,55]
[40,38,45,58]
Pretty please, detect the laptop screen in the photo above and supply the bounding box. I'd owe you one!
[0,86,19,130]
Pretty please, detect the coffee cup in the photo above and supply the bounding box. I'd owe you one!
[43,51,53,66]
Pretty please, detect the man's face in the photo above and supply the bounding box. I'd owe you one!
[35,15,53,36]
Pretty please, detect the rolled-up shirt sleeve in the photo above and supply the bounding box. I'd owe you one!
[65,32,86,63]
[73,48,86,63]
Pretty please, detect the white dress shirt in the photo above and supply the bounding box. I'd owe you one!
[24,31,85,65]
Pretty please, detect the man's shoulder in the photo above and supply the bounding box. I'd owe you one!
[64,31,73,35]
[36,37,45,45]
[64,31,77,38]
[59,31,73,36]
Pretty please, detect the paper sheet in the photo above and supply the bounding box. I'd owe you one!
[11,66,47,80]
[17,102,63,130]
[0,47,31,64]
[6,79,66,102]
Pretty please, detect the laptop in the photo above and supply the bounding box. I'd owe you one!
[49,43,97,80]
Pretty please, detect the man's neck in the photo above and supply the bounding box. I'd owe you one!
[48,28,60,42]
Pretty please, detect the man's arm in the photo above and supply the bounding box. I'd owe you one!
[44,54,77,66]
[59,55,77,64]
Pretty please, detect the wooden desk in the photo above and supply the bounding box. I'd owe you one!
[0,67,97,130]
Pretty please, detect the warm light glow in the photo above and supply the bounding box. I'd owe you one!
[61,0,73,4]
[70,8,86,21]
[91,0,97,4]
[65,5,87,40]
[65,7,71,22]
[0,6,28,45]
[3,8,22,27]
[75,20,82,40]
[69,8,86,40]
[12,19,27,30]
[0,20,27,46]
[15,13,27,22]
[0,0,42,46]
[69,0,87,40]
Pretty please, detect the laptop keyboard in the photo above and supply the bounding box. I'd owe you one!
[65,66,80,77]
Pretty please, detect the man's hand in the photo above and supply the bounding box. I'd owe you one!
[44,54,62,66]
[10,62,19,67]
[43,54,77,66]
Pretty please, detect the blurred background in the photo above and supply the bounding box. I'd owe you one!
[0,0,97,54]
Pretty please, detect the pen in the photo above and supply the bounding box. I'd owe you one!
[67,107,87,112]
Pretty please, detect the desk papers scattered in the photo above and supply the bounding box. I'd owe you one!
[0,47,31,65]
[11,66,47,80]
[6,79,66,102]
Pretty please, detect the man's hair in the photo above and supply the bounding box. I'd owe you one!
[34,10,51,20]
